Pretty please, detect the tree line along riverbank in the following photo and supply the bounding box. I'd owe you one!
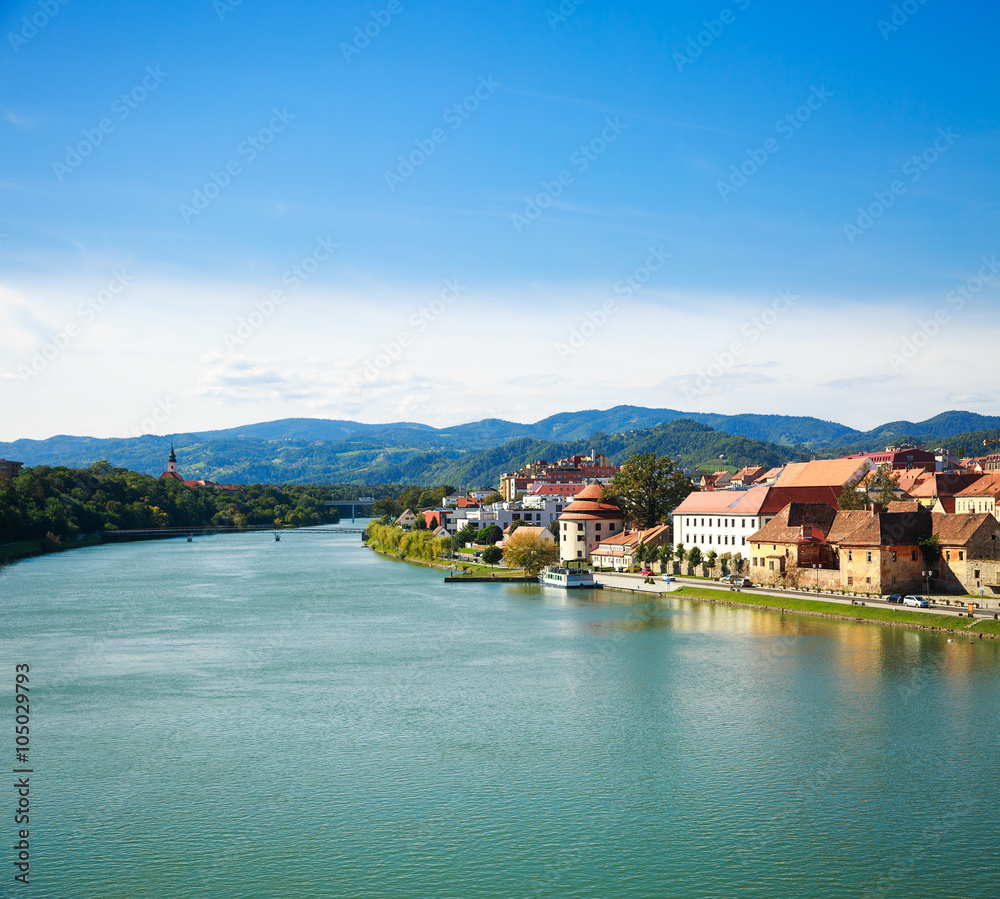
[0,462,344,564]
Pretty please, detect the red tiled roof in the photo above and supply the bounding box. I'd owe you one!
[932,512,999,546]
[956,472,1000,498]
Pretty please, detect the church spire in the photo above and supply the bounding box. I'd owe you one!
[167,441,178,474]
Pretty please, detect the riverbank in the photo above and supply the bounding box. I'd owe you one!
[600,581,1000,639]
[365,538,528,578]
[0,535,103,565]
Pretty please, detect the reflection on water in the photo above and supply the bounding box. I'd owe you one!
[2,528,999,899]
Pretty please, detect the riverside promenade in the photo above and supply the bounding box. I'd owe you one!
[593,572,999,624]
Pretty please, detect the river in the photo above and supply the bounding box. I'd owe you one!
[2,525,998,898]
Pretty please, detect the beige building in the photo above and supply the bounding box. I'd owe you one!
[557,484,625,565]
[954,472,1000,518]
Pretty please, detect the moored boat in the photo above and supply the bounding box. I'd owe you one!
[538,565,596,589]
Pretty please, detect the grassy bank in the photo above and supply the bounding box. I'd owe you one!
[671,586,985,634]
[0,535,103,565]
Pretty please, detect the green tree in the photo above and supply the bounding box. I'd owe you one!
[705,549,718,570]
[481,545,503,565]
[475,524,503,545]
[675,542,687,564]
[870,467,902,508]
[502,529,559,576]
[455,522,477,547]
[688,546,703,568]
[603,452,691,528]
[659,543,674,567]
[838,463,871,510]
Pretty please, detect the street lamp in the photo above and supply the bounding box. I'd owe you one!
[922,569,932,597]
[813,563,820,591]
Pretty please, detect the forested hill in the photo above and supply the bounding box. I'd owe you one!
[2,407,997,486]
[422,419,799,488]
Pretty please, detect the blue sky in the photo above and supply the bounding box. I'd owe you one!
[2,0,998,440]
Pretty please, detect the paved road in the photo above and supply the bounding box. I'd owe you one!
[593,572,998,621]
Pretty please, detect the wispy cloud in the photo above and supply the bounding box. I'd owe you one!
[823,374,901,391]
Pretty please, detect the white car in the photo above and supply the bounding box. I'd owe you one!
[902,595,929,608]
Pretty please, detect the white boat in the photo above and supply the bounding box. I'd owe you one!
[538,565,596,589]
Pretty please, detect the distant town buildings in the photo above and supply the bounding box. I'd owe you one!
[158,443,239,491]
[499,451,619,501]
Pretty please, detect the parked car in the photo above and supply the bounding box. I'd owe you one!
[733,577,752,588]
[884,593,903,604]
[661,574,675,583]
[640,568,653,575]
[903,595,929,608]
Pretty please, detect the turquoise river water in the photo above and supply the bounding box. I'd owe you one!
[1,525,999,898]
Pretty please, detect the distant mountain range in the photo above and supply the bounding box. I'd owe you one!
[3,406,999,486]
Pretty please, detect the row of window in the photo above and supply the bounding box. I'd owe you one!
[684,517,752,528]
[690,534,747,546]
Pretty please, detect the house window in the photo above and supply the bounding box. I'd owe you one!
[847,576,854,586]
[577,523,583,531]
[701,518,705,527]
[892,551,897,562]
[563,523,568,531]
[912,550,918,561]
[752,557,757,566]
[742,537,746,545]
[577,551,582,558]
[866,577,871,585]
[708,536,712,544]
[866,551,872,563]
[959,551,964,561]
[946,550,950,561]
[848,551,853,562]
[975,569,981,579]
[769,561,774,570]
[595,524,601,531]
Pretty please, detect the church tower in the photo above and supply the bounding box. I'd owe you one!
[167,442,178,475]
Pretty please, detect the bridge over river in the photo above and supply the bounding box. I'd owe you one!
[98,525,366,541]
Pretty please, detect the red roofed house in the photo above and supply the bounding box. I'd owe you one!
[749,503,935,594]
[955,472,1000,519]
[589,524,671,571]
